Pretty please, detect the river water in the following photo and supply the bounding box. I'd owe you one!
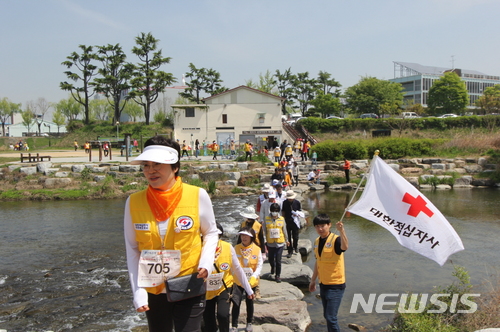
[0,189,499,332]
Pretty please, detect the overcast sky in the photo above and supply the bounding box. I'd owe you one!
[1,0,499,110]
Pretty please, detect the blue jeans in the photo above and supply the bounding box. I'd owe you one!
[319,284,345,332]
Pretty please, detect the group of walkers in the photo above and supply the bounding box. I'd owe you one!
[124,135,349,332]
[11,140,28,151]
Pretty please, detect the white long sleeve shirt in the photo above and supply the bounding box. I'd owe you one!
[124,188,218,309]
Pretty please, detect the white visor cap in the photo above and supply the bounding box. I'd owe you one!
[238,230,254,237]
[130,145,179,165]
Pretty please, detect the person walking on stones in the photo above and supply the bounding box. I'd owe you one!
[343,158,351,183]
[124,135,219,332]
[279,139,287,161]
[203,223,254,332]
[231,227,263,332]
[281,190,302,258]
[238,206,266,256]
[309,214,349,332]
[262,203,288,283]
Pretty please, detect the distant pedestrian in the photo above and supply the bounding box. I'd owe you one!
[195,139,200,158]
[343,158,351,183]
[212,140,219,160]
[73,140,78,151]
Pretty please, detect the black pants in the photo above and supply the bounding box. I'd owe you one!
[231,285,255,327]
[344,169,350,183]
[182,150,189,157]
[146,292,205,332]
[286,220,299,255]
[267,245,284,277]
[203,288,232,332]
[213,152,217,160]
[245,152,252,161]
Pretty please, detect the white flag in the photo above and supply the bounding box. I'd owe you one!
[347,155,464,266]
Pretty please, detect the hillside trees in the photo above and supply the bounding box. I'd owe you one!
[427,72,469,116]
[476,84,500,115]
[0,97,21,136]
[344,76,404,117]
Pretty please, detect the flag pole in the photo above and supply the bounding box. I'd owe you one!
[339,150,379,222]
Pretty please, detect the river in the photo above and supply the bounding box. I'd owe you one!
[0,188,499,331]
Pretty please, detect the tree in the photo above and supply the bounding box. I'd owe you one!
[344,76,404,117]
[89,99,113,121]
[309,92,342,118]
[26,97,51,135]
[55,96,82,122]
[51,109,66,133]
[246,70,277,94]
[122,100,143,122]
[129,32,176,125]
[21,105,36,135]
[427,72,469,116]
[180,63,227,104]
[0,97,21,136]
[93,43,135,123]
[475,84,500,115]
[293,72,320,116]
[60,45,98,125]
[275,68,297,115]
[317,70,341,96]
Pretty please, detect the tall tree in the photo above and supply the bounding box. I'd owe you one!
[93,43,134,123]
[317,70,341,96]
[275,68,296,114]
[427,72,469,116]
[0,97,21,136]
[21,105,36,134]
[180,63,226,104]
[344,76,404,117]
[27,97,51,135]
[293,72,320,116]
[89,99,113,121]
[129,32,176,125]
[475,84,500,115]
[122,100,143,122]
[60,45,98,125]
[246,70,277,94]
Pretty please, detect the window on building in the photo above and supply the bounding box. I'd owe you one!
[258,113,265,124]
[222,114,227,123]
[185,108,195,117]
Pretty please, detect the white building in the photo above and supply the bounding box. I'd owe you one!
[171,86,287,151]
[7,120,67,137]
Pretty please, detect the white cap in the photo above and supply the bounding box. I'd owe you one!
[130,145,179,165]
[238,230,254,237]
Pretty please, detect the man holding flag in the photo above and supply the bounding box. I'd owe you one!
[347,153,464,266]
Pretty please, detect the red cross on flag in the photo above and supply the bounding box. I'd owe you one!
[347,155,464,266]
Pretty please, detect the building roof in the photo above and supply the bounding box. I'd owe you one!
[394,61,494,78]
[203,85,285,102]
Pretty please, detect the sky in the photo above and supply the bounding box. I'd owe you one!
[1,0,500,115]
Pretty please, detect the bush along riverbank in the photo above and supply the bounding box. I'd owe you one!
[0,154,499,201]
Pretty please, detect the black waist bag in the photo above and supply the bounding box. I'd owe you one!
[165,273,206,302]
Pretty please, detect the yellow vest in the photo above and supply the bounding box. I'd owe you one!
[285,146,293,156]
[129,184,201,294]
[244,143,251,152]
[234,243,260,287]
[240,220,262,246]
[265,216,286,244]
[206,240,234,300]
[314,233,345,285]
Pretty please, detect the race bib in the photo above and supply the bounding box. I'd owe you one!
[137,250,181,288]
[206,272,224,291]
[243,267,253,281]
[270,228,280,239]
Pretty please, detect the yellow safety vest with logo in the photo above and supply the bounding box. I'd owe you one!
[206,240,234,300]
[234,243,260,287]
[240,220,262,246]
[314,233,345,285]
[264,216,286,244]
[285,146,293,156]
[129,184,201,295]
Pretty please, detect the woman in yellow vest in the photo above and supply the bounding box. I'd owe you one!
[124,135,219,332]
[308,214,349,332]
[204,223,254,332]
[231,227,263,332]
[212,140,219,160]
[237,206,265,255]
[262,203,289,283]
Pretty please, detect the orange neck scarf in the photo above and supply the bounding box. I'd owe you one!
[146,176,183,222]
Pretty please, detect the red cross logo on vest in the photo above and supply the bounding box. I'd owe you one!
[402,193,434,218]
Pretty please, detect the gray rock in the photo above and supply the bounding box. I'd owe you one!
[44,178,72,188]
[261,263,312,286]
[472,178,494,187]
[208,163,219,169]
[387,164,400,172]
[84,164,95,169]
[431,163,446,170]
[454,176,473,187]
[189,174,200,180]
[8,165,19,172]
[36,162,52,174]
[477,157,488,166]
[199,171,227,182]
[446,163,456,170]
[405,177,419,188]
[257,279,304,303]
[225,180,238,186]
[109,165,120,171]
[464,165,483,173]
[422,158,441,164]
[435,184,452,190]
[250,300,311,332]
[227,172,241,181]
[219,163,235,170]
[55,172,70,178]
[298,239,312,256]
[465,158,477,163]
[44,168,59,175]
[119,165,141,172]
[237,162,248,170]
[72,165,85,173]
[192,165,207,171]
[20,167,37,175]
[92,167,108,173]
